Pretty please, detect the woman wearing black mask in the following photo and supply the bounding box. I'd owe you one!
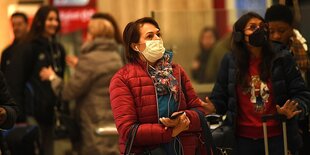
[203,12,310,155]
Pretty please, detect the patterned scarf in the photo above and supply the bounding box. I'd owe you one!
[148,51,179,101]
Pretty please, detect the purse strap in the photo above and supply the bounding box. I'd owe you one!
[124,123,140,155]
[192,108,217,155]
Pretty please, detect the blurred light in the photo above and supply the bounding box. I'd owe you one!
[8,4,17,17]
[54,0,89,7]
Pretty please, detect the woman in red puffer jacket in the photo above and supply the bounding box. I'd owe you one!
[109,17,215,155]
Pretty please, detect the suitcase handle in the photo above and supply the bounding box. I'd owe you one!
[205,114,223,122]
[262,114,288,155]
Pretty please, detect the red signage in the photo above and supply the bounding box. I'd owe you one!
[50,0,97,34]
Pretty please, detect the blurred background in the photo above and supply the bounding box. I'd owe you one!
[1,0,309,82]
[1,0,309,83]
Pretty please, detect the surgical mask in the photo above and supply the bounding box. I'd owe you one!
[140,39,165,63]
[249,28,268,47]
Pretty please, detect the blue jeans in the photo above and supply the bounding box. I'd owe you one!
[236,136,284,155]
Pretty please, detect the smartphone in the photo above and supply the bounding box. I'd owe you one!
[169,112,185,120]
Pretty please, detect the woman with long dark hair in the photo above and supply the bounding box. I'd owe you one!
[204,12,310,155]
[8,5,66,155]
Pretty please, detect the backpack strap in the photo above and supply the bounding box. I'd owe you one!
[192,108,217,155]
[124,123,140,155]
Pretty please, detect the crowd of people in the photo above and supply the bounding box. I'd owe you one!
[0,3,309,155]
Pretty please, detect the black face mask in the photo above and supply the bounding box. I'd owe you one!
[248,28,268,47]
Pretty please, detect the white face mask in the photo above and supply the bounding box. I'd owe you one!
[140,39,165,63]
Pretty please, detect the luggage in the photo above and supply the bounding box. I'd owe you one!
[262,114,288,155]
[206,114,234,155]
[2,124,41,155]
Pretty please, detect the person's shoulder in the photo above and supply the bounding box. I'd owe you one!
[22,39,42,52]
[113,63,138,77]
[171,62,181,68]
[110,63,141,87]
[273,49,295,67]
[271,41,291,55]
[9,41,34,57]
[171,62,188,74]
[2,44,13,53]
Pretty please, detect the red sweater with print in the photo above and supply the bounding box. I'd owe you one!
[236,57,282,138]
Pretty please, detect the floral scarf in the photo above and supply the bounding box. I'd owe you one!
[148,51,179,101]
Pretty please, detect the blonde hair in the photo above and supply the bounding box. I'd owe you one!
[88,19,114,39]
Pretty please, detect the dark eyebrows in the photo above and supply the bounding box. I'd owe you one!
[144,29,160,36]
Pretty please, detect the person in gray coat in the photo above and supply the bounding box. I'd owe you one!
[39,18,123,155]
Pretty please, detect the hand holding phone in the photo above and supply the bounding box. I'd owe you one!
[169,111,185,120]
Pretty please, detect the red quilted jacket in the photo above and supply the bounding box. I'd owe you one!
[109,60,208,155]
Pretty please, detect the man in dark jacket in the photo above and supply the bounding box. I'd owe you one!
[265,4,310,154]
[1,12,28,77]
[1,12,28,123]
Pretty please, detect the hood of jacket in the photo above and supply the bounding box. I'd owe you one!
[80,37,118,54]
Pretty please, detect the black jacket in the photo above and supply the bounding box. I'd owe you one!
[1,40,20,76]
[0,71,18,129]
[1,40,26,123]
[210,49,310,152]
[7,36,66,124]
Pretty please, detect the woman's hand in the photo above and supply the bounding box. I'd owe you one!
[159,111,184,128]
[192,60,200,70]
[66,55,79,68]
[171,113,190,137]
[276,100,302,119]
[39,66,56,81]
[200,97,216,115]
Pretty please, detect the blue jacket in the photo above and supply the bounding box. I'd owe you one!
[210,48,310,152]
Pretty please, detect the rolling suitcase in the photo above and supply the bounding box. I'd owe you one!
[262,114,288,155]
[206,114,234,155]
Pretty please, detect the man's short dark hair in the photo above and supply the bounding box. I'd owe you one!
[11,12,28,24]
[265,4,293,25]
